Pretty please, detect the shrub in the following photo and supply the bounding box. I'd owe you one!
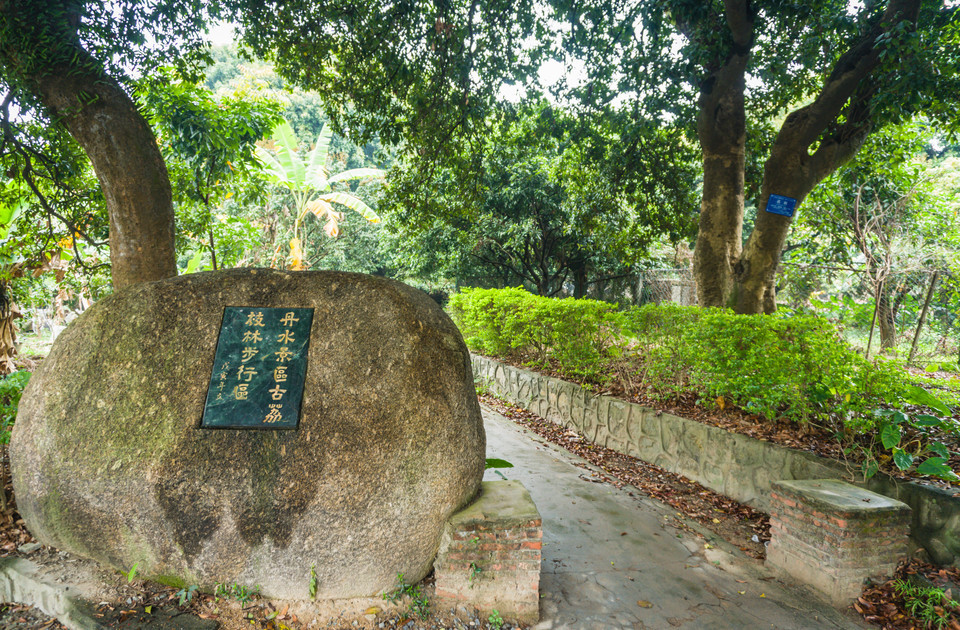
[453,289,913,423]
[0,370,30,445]
[448,287,622,379]
[452,288,955,481]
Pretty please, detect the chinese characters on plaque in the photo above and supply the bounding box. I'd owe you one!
[201,307,314,429]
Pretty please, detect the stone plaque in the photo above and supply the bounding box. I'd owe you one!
[201,307,314,429]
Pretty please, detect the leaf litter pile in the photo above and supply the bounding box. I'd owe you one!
[480,393,960,630]
[856,561,960,629]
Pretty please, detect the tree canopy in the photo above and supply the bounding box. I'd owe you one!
[553,0,960,311]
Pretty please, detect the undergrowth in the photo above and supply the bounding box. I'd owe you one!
[0,370,29,444]
[450,288,959,483]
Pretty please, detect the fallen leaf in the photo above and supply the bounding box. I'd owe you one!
[637,600,653,608]
[365,607,381,615]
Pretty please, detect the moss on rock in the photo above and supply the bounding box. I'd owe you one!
[11,269,485,599]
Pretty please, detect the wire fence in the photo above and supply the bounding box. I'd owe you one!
[583,268,697,307]
[776,262,958,363]
[583,263,958,364]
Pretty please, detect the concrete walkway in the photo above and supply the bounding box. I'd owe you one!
[480,406,870,630]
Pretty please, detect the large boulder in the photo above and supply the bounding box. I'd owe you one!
[11,269,485,599]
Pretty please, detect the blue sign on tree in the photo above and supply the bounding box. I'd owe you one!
[765,194,797,217]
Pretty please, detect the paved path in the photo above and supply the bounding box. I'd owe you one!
[480,406,870,630]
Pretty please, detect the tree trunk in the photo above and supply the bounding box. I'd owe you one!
[877,291,897,350]
[0,4,177,289]
[909,271,938,363]
[696,0,921,313]
[0,285,17,375]
[573,263,587,299]
[34,53,177,289]
[692,2,752,309]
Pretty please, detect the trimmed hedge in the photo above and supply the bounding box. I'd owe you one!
[448,287,621,379]
[449,287,906,423]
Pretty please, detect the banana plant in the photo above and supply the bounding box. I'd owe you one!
[256,120,383,269]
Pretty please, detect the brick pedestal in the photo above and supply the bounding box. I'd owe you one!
[767,479,911,605]
[434,481,542,624]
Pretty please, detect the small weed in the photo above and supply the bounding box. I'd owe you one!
[469,562,482,585]
[120,562,139,583]
[308,564,318,600]
[382,573,430,619]
[488,609,504,629]
[893,579,958,629]
[176,585,198,606]
[474,376,493,397]
[214,582,261,607]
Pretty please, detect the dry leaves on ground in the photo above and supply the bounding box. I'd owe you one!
[480,394,770,558]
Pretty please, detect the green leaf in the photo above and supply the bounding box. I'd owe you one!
[926,442,950,459]
[925,363,940,373]
[255,146,292,186]
[484,458,514,469]
[892,448,914,471]
[916,457,960,481]
[0,199,25,240]
[317,192,381,223]
[305,124,334,188]
[904,385,952,416]
[863,459,880,480]
[271,120,306,186]
[880,423,902,450]
[184,250,204,274]
[328,168,385,184]
[891,410,909,425]
[912,414,942,427]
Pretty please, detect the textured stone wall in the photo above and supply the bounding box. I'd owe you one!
[434,481,542,624]
[472,354,960,565]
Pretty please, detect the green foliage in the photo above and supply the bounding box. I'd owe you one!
[449,287,622,379]
[0,370,29,445]
[893,579,958,629]
[382,573,429,620]
[853,408,959,483]
[214,582,261,607]
[255,119,383,268]
[488,610,504,630]
[176,585,198,607]
[382,101,697,294]
[454,288,959,481]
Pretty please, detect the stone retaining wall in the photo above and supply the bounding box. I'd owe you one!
[472,354,960,565]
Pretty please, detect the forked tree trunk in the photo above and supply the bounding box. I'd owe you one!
[0,3,177,289]
[693,0,921,313]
